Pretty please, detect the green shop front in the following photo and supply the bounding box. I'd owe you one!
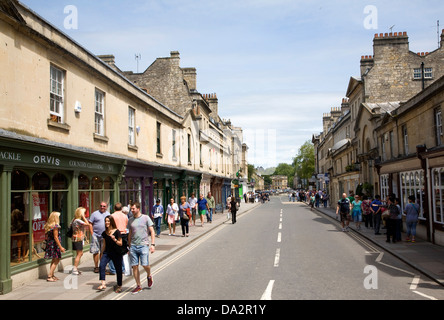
[153,168,201,224]
[0,138,123,294]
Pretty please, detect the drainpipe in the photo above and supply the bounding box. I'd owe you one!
[421,62,425,90]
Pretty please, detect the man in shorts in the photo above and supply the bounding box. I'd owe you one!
[89,202,110,273]
[197,193,209,227]
[336,193,352,232]
[128,202,155,294]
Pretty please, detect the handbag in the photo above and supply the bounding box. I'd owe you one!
[66,223,73,238]
[182,208,190,220]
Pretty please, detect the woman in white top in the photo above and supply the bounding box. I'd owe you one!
[166,198,178,236]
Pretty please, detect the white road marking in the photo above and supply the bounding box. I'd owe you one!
[277,232,282,243]
[261,280,275,300]
[412,290,438,300]
[274,248,281,267]
[410,275,421,290]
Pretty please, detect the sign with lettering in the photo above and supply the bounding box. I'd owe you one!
[0,147,120,174]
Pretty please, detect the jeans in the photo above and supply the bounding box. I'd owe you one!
[406,221,417,237]
[374,213,382,234]
[207,208,213,222]
[100,251,122,286]
[154,217,162,236]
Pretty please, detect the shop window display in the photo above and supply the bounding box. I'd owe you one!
[10,170,69,267]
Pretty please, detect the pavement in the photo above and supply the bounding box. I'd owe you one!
[0,201,261,300]
[309,201,444,287]
[2,197,444,300]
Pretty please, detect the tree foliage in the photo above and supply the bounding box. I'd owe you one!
[292,140,315,188]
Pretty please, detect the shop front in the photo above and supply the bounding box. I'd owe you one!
[153,168,201,224]
[0,138,123,294]
[120,160,154,216]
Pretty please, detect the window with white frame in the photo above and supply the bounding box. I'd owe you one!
[413,67,433,80]
[402,125,409,155]
[172,129,176,159]
[380,174,389,201]
[50,65,65,123]
[400,170,424,220]
[128,107,135,146]
[94,89,105,136]
[381,134,387,161]
[432,168,444,225]
[435,107,442,146]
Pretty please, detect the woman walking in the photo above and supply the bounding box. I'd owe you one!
[98,215,124,293]
[44,211,66,282]
[179,196,191,237]
[351,195,363,230]
[71,207,90,275]
[230,197,238,224]
[166,198,178,236]
[404,195,420,242]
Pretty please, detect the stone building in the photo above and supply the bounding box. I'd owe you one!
[375,75,444,245]
[313,30,444,244]
[271,175,288,190]
[0,0,247,293]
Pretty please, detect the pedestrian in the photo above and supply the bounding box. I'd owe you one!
[361,195,373,229]
[352,195,363,230]
[206,192,215,223]
[323,192,329,208]
[109,202,128,276]
[98,215,124,293]
[315,191,320,208]
[371,195,383,235]
[386,196,400,243]
[230,196,238,224]
[71,207,90,275]
[89,202,110,273]
[310,193,315,210]
[179,196,191,237]
[166,198,178,236]
[197,193,209,227]
[226,195,232,220]
[128,202,155,294]
[44,211,66,282]
[336,193,351,232]
[151,198,164,237]
[404,195,420,242]
[188,193,198,226]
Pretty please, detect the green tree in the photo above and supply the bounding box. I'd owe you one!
[292,140,315,188]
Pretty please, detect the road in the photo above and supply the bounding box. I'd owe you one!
[104,195,444,301]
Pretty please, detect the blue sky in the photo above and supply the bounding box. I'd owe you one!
[21,0,444,168]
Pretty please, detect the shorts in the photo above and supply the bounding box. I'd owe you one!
[130,245,149,267]
[198,209,206,216]
[353,211,362,222]
[89,234,103,254]
[340,211,351,222]
[72,241,83,251]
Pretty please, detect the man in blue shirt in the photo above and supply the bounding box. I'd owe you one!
[371,195,383,235]
[151,199,164,238]
[197,194,209,227]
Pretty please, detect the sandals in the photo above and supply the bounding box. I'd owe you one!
[114,286,122,293]
[97,285,106,291]
[46,276,57,282]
